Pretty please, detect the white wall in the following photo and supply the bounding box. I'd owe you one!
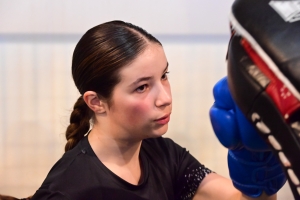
[0,0,232,35]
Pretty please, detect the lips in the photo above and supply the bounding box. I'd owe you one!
[154,114,170,125]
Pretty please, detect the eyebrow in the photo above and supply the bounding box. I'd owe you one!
[130,62,169,86]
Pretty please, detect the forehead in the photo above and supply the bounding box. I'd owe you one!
[118,43,167,83]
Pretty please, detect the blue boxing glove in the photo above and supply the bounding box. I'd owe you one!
[209,77,286,198]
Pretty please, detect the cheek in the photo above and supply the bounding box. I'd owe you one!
[125,102,151,123]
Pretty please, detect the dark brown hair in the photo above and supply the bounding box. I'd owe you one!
[65,20,162,152]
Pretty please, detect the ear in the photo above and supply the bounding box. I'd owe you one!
[83,91,107,114]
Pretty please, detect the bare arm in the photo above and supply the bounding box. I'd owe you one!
[192,173,276,200]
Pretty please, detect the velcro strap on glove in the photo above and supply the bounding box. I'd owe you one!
[228,149,286,197]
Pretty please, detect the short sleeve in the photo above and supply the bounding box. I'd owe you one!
[163,138,212,200]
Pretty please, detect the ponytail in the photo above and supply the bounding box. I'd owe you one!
[65,96,91,152]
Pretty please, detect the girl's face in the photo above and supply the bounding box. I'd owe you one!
[106,43,172,140]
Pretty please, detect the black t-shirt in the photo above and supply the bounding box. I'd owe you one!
[31,136,211,200]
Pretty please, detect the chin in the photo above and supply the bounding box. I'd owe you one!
[151,125,168,138]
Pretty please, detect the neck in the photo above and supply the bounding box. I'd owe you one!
[88,125,143,185]
[89,130,142,163]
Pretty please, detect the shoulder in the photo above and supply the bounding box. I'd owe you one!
[141,137,195,166]
[141,138,213,199]
[37,137,96,190]
[48,139,88,173]
[142,137,187,159]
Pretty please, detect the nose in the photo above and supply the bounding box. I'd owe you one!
[155,83,172,108]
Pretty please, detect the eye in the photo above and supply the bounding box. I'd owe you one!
[135,84,148,93]
[162,71,170,80]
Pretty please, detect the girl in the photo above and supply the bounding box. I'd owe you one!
[12,20,281,199]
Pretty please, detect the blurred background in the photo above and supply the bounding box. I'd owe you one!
[0,0,293,198]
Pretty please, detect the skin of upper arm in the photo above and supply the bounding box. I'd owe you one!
[192,173,277,200]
